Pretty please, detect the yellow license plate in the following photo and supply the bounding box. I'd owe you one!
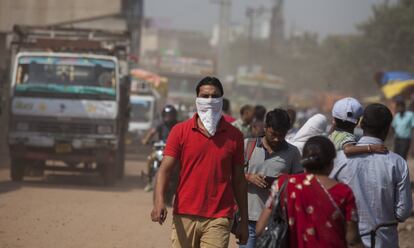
[55,143,72,154]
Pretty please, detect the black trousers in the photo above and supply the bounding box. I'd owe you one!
[394,138,411,160]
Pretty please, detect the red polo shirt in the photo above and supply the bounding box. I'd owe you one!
[223,114,236,123]
[164,114,244,218]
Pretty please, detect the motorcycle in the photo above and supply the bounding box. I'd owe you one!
[150,140,177,206]
[150,140,166,180]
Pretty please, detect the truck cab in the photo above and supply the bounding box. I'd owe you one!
[8,52,125,185]
[125,73,160,149]
[129,94,156,134]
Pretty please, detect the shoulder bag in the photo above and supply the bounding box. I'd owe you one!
[256,179,289,248]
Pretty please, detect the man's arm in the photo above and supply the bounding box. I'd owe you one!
[232,164,249,245]
[343,143,388,157]
[151,155,178,225]
[142,128,157,145]
[345,221,364,248]
[394,160,413,221]
[256,206,272,236]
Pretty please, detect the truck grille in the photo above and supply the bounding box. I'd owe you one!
[31,122,96,134]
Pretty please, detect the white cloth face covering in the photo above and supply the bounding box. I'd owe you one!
[196,97,223,136]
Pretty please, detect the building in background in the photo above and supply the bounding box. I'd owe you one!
[0,0,143,74]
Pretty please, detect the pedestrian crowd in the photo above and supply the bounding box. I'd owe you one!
[151,76,413,248]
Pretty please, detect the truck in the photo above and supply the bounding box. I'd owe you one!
[125,68,167,150]
[7,25,130,185]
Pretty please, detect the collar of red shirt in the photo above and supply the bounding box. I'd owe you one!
[191,113,227,133]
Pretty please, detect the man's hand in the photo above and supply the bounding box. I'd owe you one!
[151,202,168,225]
[236,220,249,245]
[247,174,267,188]
[371,144,388,154]
[151,155,177,226]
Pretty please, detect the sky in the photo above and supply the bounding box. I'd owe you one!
[145,0,388,37]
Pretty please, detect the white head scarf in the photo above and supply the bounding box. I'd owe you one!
[289,113,328,155]
[196,97,223,136]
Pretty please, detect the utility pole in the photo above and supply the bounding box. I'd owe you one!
[269,0,284,54]
[246,7,254,73]
[246,6,266,73]
[212,0,231,78]
[122,0,144,67]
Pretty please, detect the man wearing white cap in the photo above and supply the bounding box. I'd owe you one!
[329,97,387,156]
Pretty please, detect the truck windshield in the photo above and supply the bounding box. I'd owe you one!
[14,56,117,100]
[130,99,153,123]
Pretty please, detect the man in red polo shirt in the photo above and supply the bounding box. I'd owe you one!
[151,76,248,247]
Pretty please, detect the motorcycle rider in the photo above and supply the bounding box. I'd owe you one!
[142,105,178,192]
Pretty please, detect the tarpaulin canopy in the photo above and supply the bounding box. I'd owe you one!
[380,71,414,99]
[130,69,167,87]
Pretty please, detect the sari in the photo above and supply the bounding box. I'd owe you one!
[266,173,358,248]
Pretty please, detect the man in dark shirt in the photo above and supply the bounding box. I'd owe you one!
[142,105,178,191]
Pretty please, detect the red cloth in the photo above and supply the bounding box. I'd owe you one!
[164,114,244,218]
[267,173,358,248]
[223,114,236,123]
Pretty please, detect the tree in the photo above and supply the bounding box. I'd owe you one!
[358,0,414,72]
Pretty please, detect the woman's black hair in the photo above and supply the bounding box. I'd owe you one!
[195,76,224,96]
[265,108,291,132]
[301,136,336,172]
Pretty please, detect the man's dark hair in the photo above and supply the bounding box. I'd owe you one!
[240,105,253,116]
[195,76,224,96]
[396,100,406,117]
[222,98,230,112]
[302,136,336,172]
[361,103,393,137]
[254,105,267,122]
[265,108,291,132]
[396,100,406,108]
[286,108,296,127]
[334,118,357,130]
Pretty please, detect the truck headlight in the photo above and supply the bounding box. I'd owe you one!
[97,125,112,134]
[16,122,29,131]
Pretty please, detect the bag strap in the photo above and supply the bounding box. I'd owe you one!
[270,178,289,220]
[244,138,257,166]
[333,163,347,181]
[316,177,345,220]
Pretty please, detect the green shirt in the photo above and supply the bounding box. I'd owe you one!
[329,130,357,151]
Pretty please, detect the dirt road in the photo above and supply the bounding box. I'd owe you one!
[0,159,179,248]
[0,157,413,248]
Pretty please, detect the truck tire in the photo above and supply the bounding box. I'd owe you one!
[10,159,26,181]
[102,162,116,186]
[116,143,125,179]
[28,160,45,177]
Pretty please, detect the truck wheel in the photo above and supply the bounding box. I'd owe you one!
[29,160,45,177]
[102,162,116,186]
[10,159,26,181]
[116,145,125,179]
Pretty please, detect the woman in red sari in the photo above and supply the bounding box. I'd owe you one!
[256,136,363,248]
